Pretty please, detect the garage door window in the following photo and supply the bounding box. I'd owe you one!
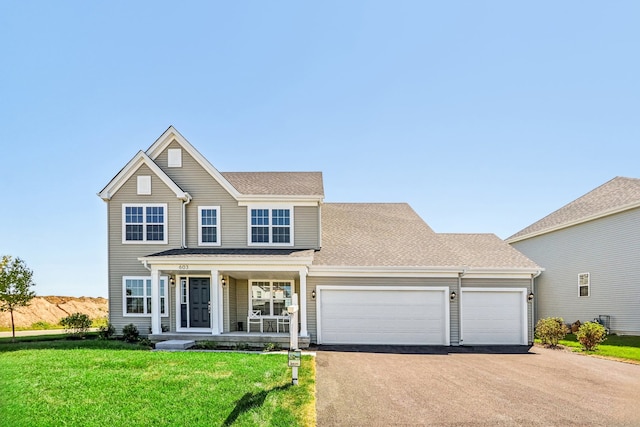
[250,280,292,316]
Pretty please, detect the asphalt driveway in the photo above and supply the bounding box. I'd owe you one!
[316,345,640,427]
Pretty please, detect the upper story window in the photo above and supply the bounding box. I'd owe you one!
[248,206,293,246]
[578,272,590,297]
[122,204,167,244]
[123,276,168,317]
[199,206,220,246]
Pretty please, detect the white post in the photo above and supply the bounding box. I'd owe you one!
[211,270,219,334]
[299,269,308,337]
[289,293,299,385]
[150,267,161,335]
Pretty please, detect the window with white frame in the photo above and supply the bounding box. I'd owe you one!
[122,204,167,244]
[578,272,590,297]
[250,280,292,316]
[123,276,168,316]
[249,207,293,245]
[198,206,220,246]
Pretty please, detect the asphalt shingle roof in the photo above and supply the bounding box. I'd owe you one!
[313,203,461,267]
[439,233,541,269]
[508,176,640,241]
[221,172,324,196]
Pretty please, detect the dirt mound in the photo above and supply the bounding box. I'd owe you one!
[0,296,108,328]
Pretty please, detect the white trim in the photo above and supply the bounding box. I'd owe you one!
[578,272,590,297]
[248,279,294,319]
[459,287,528,346]
[175,275,216,333]
[315,285,450,345]
[122,203,168,244]
[247,205,295,247]
[122,275,169,318]
[167,148,182,167]
[98,150,187,201]
[198,206,221,246]
[145,126,242,199]
[237,198,321,206]
[506,201,640,243]
[308,266,541,278]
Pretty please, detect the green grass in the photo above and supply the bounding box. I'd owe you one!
[556,334,640,362]
[0,340,315,426]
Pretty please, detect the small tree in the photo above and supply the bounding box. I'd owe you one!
[576,321,607,351]
[535,317,569,347]
[60,313,92,339]
[0,256,36,342]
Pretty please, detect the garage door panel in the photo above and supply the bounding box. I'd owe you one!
[318,288,448,345]
[461,289,526,345]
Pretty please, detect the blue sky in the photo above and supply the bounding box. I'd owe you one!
[1,2,639,297]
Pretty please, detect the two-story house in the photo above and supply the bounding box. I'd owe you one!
[99,127,541,348]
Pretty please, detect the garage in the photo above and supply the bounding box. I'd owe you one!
[460,288,528,345]
[316,286,450,345]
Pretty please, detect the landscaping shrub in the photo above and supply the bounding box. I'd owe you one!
[122,324,140,343]
[60,313,92,339]
[263,342,281,352]
[535,317,569,347]
[576,321,607,351]
[98,323,116,340]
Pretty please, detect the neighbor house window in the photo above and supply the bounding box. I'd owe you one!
[198,206,221,246]
[123,276,168,316]
[248,207,293,245]
[578,273,590,297]
[250,280,292,316]
[122,204,167,244]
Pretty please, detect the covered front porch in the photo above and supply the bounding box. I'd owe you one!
[138,248,314,346]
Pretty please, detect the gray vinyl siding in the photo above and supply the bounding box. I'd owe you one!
[294,206,320,248]
[107,164,179,334]
[306,276,459,345]
[460,278,533,344]
[512,208,640,335]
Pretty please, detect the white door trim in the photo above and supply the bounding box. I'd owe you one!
[315,285,450,345]
[459,287,528,345]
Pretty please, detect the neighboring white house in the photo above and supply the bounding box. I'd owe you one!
[507,177,640,335]
[99,126,542,347]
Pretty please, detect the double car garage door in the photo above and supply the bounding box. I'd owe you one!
[316,286,527,346]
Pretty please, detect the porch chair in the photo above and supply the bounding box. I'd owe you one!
[277,311,290,333]
[247,310,262,333]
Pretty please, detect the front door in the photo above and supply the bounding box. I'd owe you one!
[189,278,211,328]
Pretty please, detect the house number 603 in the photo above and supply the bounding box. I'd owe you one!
[178,265,189,270]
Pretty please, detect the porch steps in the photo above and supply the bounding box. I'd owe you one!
[155,340,196,350]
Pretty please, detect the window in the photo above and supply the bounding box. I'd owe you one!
[578,273,590,297]
[122,204,167,244]
[250,280,292,316]
[198,206,220,246]
[248,207,293,245]
[123,276,168,316]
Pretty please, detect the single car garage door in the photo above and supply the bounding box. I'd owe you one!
[460,288,527,345]
[316,286,450,345]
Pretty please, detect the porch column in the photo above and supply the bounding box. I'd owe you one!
[210,270,220,334]
[299,268,308,337]
[150,267,161,335]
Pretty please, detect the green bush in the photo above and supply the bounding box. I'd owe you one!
[576,321,607,351]
[263,342,281,352]
[535,317,569,347]
[122,324,140,343]
[60,313,92,338]
[98,323,116,340]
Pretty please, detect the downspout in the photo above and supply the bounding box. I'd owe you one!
[456,267,467,346]
[181,193,192,249]
[142,260,151,272]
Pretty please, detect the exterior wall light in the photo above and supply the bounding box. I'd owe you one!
[169,276,176,287]
[528,292,534,302]
[311,290,316,299]
[450,291,457,301]
[221,276,227,287]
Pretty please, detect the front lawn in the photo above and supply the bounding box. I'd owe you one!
[557,334,640,362]
[0,340,316,426]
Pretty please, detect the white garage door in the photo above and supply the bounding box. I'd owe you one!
[460,288,527,345]
[317,286,449,345]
